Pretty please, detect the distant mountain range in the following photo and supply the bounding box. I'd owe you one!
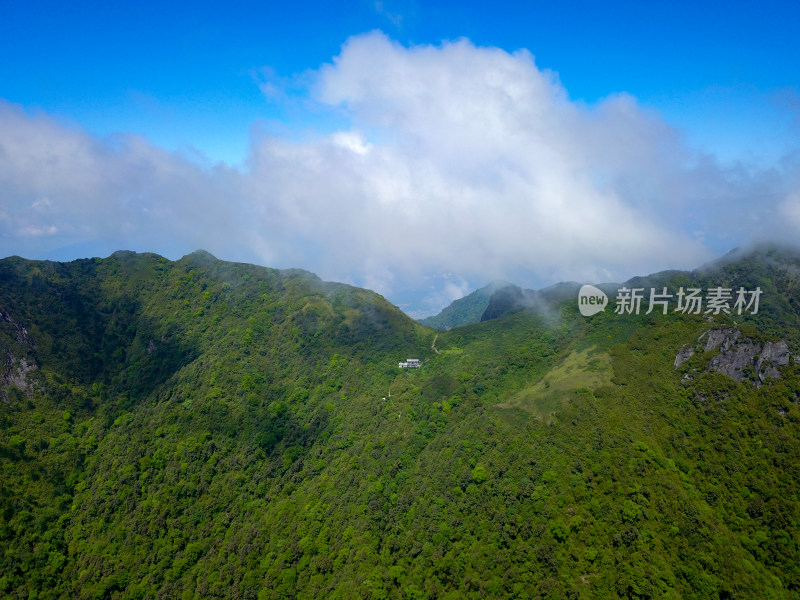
[2,245,800,598]
[422,245,800,336]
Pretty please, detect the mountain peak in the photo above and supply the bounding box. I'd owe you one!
[181,249,219,262]
[419,280,512,330]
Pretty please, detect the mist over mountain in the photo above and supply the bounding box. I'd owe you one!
[3,30,800,316]
[2,246,800,598]
[425,244,800,334]
[418,281,510,330]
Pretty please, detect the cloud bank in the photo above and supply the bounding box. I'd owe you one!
[1,32,798,315]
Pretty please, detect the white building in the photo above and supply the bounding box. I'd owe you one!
[398,358,421,369]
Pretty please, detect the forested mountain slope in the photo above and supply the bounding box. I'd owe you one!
[1,247,800,599]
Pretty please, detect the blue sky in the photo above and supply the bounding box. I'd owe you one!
[1,0,799,316]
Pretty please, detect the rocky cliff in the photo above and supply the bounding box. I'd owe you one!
[675,327,793,387]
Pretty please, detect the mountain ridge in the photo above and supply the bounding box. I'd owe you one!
[421,244,800,335]
[418,280,510,330]
[1,246,800,598]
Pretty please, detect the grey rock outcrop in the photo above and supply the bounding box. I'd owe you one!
[2,355,36,401]
[756,341,790,381]
[707,340,764,382]
[676,328,790,387]
[0,308,37,402]
[0,309,33,346]
[702,328,740,353]
[674,345,694,369]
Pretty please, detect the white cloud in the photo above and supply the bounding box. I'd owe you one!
[1,32,798,313]
[20,225,58,237]
[0,102,249,260]
[781,192,800,226]
[249,32,750,282]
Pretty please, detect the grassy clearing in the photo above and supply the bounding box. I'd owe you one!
[497,346,612,422]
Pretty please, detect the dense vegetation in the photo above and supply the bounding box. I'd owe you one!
[1,246,799,599]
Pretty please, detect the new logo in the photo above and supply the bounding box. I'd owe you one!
[578,284,608,317]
